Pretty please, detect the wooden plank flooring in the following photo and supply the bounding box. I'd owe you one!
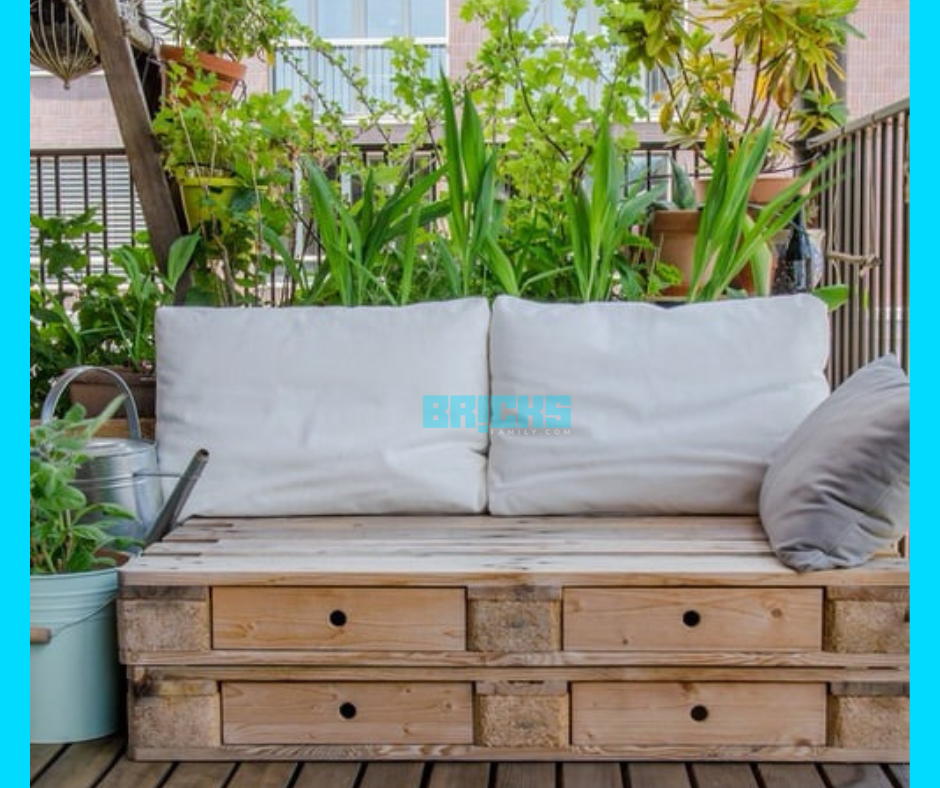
[30,737,911,788]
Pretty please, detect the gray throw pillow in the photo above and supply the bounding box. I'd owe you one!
[759,354,910,571]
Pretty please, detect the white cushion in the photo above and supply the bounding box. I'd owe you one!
[156,299,491,516]
[487,295,831,515]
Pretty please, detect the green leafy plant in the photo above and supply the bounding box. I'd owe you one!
[161,0,303,62]
[437,77,518,298]
[30,210,101,414]
[689,124,839,301]
[30,209,188,415]
[73,239,185,371]
[30,210,112,415]
[461,0,646,195]
[565,119,663,302]
[152,80,317,305]
[652,157,698,212]
[30,398,138,574]
[302,160,449,306]
[607,0,861,164]
[454,0,649,293]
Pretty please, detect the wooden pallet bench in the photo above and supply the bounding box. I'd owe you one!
[117,515,909,762]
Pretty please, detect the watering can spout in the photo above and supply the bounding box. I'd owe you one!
[147,448,210,547]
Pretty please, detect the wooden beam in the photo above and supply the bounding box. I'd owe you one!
[82,0,183,274]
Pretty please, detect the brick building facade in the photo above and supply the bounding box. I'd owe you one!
[29,0,908,150]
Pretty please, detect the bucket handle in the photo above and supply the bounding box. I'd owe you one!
[40,366,142,441]
[30,627,51,644]
[29,594,116,645]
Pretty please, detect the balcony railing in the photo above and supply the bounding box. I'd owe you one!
[30,148,146,276]
[808,98,910,385]
[31,99,910,387]
[271,42,448,117]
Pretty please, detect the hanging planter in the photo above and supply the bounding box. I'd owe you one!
[176,170,242,230]
[30,0,99,89]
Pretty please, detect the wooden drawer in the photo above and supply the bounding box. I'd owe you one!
[222,682,473,744]
[564,588,822,651]
[212,587,465,650]
[572,682,826,746]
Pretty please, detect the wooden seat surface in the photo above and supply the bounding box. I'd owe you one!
[121,515,908,587]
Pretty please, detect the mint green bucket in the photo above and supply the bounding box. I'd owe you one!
[30,568,121,743]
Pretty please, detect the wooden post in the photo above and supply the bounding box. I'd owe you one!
[82,0,184,274]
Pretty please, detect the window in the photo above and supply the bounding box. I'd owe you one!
[521,0,596,34]
[275,0,447,118]
[517,0,665,118]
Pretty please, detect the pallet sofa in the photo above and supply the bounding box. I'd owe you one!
[118,295,910,762]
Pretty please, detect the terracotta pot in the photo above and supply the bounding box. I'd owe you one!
[160,44,247,100]
[694,175,810,205]
[648,209,701,297]
[66,366,156,419]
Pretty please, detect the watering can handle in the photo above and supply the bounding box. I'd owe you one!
[40,366,142,441]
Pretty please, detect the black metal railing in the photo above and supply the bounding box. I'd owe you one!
[808,98,910,385]
[32,103,910,387]
[30,148,146,275]
[29,139,690,277]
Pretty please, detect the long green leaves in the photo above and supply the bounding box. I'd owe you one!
[690,124,841,301]
[304,161,448,306]
[566,118,662,302]
[438,76,519,297]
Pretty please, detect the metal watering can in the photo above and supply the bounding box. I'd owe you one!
[40,366,209,548]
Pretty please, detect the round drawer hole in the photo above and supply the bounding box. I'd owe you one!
[690,704,709,722]
[329,609,348,627]
[682,610,701,628]
[339,702,358,720]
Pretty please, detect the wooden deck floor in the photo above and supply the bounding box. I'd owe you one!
[31,737,910,788]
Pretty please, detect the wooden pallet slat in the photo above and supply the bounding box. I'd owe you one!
[493,763,556,788]
[755,763,829,788]
[225,763,298,788]
[292,762,361,788]
[358,762,427,788]
[94,758,174,788]
[560,762,623,788]
[160,762,236,788]
[31,737,123,788]
[427,763,491,788]
[29,743,64,781]
[821,763,896,788]
[627,763,693,788]
[886,764,910,788]
[691,763,761,788]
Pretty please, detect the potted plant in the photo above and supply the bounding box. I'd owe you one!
[151,80,313,304]
[30,212,185,418]
[646,156,701,297]
[30,398,138,743]
[159,0,304,94]
[687,123,839,302]
[609,0,860,183]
